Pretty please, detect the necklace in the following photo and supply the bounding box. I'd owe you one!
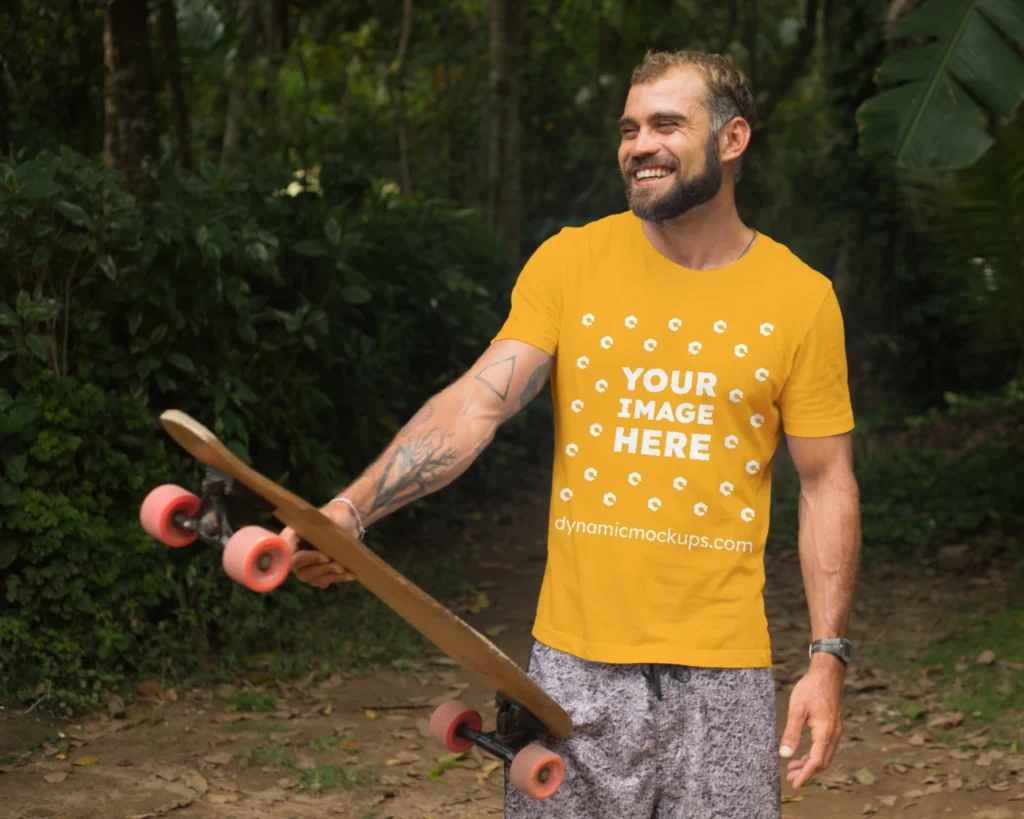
[738,230,757,260]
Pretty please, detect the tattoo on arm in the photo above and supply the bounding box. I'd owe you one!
[519,360,553,409]
[371,427,458,514]
[474,355,516,401]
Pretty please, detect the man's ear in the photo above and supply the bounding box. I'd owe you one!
[719,117,751,165]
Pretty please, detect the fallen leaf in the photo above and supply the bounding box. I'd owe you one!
[927,712,964,729]
[184,770,208,794]
[977,752,996,767]
[202,752,232,765]
[923,784,943,795]
[988,781,1012,792]
[971,810,1013,819]
[164,688,178,703]
[781,795,804,803]
[155,768,179,781]
[879,723,899,734]
[365,709,379,720]
[107,695,126,719]
[137,679,164,698]
[978,650,997,665]
[72,755,99,766]
[386,751,423,766]
[206,793,241,804]
[947,777,964,791]
[863,804,876,816]
[276,776,297,789]
[44,772,68,783]
[855,768,877,785]
[908,732,929,746]
[876,796,897,807]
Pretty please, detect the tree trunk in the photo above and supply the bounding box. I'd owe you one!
[221,0,261,167]
[103,0,160,186]
[0,56,10,156]
[261,0,291,115]
[157,0,192,169]
[394,0,414,195]
[744,0,758,91]
[486,0,525,261]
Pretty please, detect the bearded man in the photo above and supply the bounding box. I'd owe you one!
[287,50,861,819]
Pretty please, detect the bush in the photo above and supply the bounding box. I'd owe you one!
[0,147,530,710]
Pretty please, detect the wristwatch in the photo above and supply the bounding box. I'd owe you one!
[809,638,854,665]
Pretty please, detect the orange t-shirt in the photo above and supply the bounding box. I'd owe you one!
[493,211,854,668]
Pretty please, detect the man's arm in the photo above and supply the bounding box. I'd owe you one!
[778,431,861,788]
[788,432,861,655]
[285,339,554,586]
[340,338,553,526]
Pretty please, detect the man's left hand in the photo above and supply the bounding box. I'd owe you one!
[778,654,845,788]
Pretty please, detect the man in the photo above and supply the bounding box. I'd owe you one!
[285,49,861,818]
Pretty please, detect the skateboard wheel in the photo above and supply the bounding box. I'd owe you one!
[428,700,482,754]
[509,743,564,800]
[222,526,291,593]
[140,484,201,547]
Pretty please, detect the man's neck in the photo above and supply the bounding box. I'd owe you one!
[640,196,754,271]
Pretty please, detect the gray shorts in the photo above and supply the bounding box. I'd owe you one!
[504,641,782,819]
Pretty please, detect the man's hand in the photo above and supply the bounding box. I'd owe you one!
[283,503,359,588]
[779,655,845,788]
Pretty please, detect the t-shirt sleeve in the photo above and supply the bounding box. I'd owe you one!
[491,231,569,355]
[778,285,855,437]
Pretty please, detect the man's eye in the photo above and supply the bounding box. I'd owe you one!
[658,122,676,130]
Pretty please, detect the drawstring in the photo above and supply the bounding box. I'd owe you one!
[642,665,665,700]
[642,664,691,700]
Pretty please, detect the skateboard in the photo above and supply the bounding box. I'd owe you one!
[139,410,571,799]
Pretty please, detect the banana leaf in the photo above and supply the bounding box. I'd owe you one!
[857,0,1024,170]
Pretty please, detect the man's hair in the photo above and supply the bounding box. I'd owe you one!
[631,50,756,176]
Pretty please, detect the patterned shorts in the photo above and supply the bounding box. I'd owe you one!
[504,641,782,819]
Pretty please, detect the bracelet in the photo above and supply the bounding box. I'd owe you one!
[327,497,367,540]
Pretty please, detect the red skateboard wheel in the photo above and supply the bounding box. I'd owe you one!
[140,484,201,547]
[428,700,482,754]
[509,742,564,799]
[222,526,291,592]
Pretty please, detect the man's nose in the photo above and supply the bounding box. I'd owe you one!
[630,128,660,157]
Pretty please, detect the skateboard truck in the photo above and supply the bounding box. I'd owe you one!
[428,693,565,799]
[140,470,293,592]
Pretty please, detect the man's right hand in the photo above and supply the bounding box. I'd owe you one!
[283,502,359,588]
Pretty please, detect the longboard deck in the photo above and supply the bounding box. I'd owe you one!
[159,410,572,740]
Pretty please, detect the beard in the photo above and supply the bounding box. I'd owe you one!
[623,134,723,222]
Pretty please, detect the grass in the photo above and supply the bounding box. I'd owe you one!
[870,604,1024,742]
[239,741,378,793]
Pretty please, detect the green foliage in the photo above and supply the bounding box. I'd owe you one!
[918,121,1024,372]
[857,0,1024,169]
[768,425,1024,560]
[0,371,179,710]
[0,145,517,711]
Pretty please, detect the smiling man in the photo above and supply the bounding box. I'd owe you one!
[286,50,861,819]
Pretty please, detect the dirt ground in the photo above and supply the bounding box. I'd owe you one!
[2,488,1023,819]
